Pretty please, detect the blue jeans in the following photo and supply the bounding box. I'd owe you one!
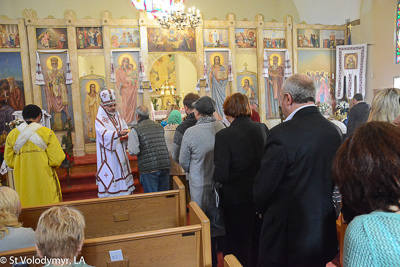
[140,169,170,193]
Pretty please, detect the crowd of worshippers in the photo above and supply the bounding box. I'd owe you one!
[1,74,400,267]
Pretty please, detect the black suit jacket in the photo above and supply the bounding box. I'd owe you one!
[346,102,370,138]
[254,106,342,267]
[214,116,268,205]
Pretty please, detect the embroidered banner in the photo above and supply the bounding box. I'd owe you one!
[336,44,367,99]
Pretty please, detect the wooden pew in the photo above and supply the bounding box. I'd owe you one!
[18,176,186,239]
[336,214,348,267]
[1,202,212,267]
[224,255,243,267]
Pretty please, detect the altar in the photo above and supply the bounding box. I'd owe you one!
[154,109,186,121]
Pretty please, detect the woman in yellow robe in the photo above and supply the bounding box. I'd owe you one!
[4,105,65,207]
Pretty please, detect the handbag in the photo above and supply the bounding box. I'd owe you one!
[207,182,225,237]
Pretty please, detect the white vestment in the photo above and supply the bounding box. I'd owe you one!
[95,105,135,197]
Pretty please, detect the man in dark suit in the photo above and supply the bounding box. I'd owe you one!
[254,74,342,267]
[345,93,370,138]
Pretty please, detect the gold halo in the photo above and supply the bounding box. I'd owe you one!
[46,56,63,70]
[85,80,100,93]
[269,53,282,66]
[210,52,224,66]
[118,53,136,69]
[241,76,253,87]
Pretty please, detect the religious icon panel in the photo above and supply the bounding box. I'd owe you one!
[205,50,230,118]
[298,50,336,105]
[235,29,256,48]
[0,24,20,48]
[0,52,26,134]
[322,30,345,48]
[150,54,176,92]
[110,27,140,48]
[111,50,140,124]
[203,29,229,48]
[36,28,68,49]
[80,76,105,143]
[147,28,196,52]
[264,50,285,119]
[344,53,358,69]
[263,30,286,49]
[237,73,257,100]
[297,29,320,48]
[38,52,75,131]
[76,27,103,49]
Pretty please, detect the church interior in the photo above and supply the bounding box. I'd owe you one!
[0,0,399,266]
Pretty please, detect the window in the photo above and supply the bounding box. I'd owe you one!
[396,1,400,63]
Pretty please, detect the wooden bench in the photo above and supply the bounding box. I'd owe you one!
[1,201,212,267]
[336,214,348,267]
[224,255,243,267]
[18,176,186,239]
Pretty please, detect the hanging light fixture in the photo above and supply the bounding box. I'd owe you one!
[157,1,201,30]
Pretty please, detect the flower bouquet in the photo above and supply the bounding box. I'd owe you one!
[317,102,332,116]
[151,96,158,110]
[174,95,182,107]
[6,118,24,130]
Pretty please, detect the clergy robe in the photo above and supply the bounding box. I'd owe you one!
[95,105,135,197]
[4,122,65,207]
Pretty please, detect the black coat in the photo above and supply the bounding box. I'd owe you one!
[346,101,370,138]
[254,106,342,267]
[214,116,268,205]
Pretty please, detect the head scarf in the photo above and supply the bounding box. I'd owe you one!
[167,110,182,125]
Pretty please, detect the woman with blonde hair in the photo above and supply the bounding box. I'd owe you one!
[368,88,400,123]
[0,186,35,251]
[36,206,92,266]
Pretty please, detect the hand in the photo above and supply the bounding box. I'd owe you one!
[119,130,129,136]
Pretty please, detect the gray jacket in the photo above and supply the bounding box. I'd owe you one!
[179,117,225,211]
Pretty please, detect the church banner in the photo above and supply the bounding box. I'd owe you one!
[335,44,367,99]
[36,50,74,132]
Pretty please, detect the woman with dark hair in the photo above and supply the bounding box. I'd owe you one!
[333,121,400,266]
[213,93,268,266]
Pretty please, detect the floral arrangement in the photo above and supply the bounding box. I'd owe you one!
[5,118,24,130]
[334,101,350,121]
[317,102,332,116]
[0,131,7,146]
[174,95,182,106]
[61,118,74,168]
[150,96,159,110]
[335,101,349,115]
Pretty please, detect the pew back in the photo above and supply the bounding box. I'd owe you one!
[1,202,211,267]
[224,254,243,267]
[18,176,186,239]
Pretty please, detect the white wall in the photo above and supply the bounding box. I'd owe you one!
[352,0,399,103]
[292,0,361,25]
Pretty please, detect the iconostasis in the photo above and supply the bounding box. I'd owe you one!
[0,10,346,155]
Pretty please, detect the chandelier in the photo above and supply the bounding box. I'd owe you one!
[157,1,201,30]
